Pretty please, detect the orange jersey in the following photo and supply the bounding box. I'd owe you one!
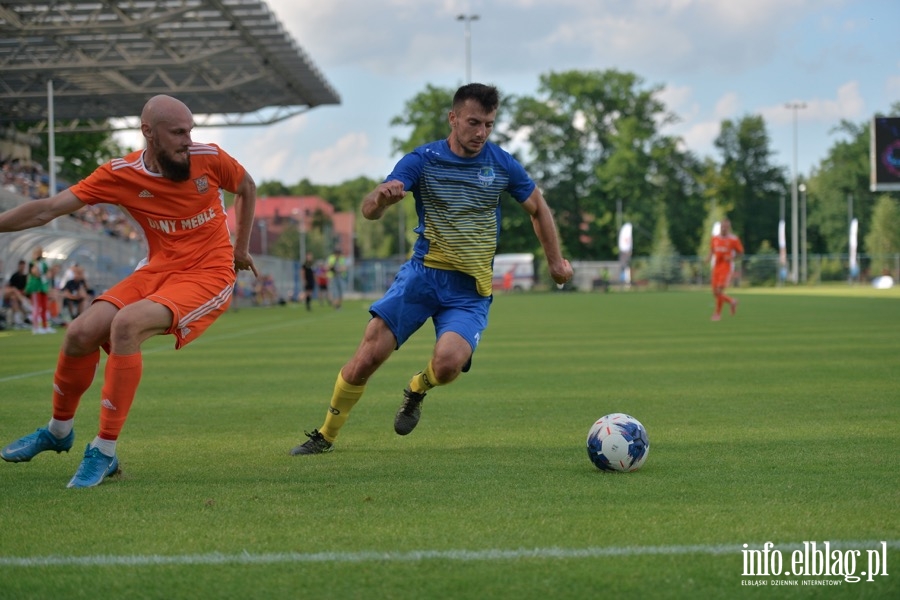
[710,234,744,268]
[70,144,246,273]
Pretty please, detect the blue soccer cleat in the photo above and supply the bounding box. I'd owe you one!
[1,427,75,462]
[67,445,119,489]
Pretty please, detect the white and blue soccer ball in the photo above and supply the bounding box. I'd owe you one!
[586,413,650,472]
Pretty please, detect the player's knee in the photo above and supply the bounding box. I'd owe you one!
[64,317,106,353]
[109,305,169,347]
[344,353,384,383]
[430,355,467,384]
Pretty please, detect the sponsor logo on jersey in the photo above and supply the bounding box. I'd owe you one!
[193,175,209,193]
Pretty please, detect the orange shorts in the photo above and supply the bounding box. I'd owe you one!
[97,266,235,349]
[711,264,733,289]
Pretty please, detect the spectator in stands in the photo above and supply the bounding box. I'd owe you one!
[60,265,91,321]
[3,259,31,328]
[315,262,330,306]
[254,273,279,306]
[46,263,64,327]
[67,204,138,241]
[25,246,54,334]
[0,94,258,489]
[0,157,45,199]
[8,258,28,293]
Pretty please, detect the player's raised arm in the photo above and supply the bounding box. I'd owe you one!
[0,189,86,232]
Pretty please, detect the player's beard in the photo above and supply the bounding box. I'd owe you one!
[451,131,484,157]
[157,148,192,182]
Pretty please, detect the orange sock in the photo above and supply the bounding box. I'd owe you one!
[52,350,101,421]
[98,353,143,441]
[714,294,724,315]
[720,293,734,307]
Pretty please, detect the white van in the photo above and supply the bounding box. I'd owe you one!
[492,253,535,291]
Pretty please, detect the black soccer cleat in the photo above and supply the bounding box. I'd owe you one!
[289,429,333,456]
[394,387,426,435]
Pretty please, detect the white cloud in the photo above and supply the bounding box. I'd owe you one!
[713,92,741,119]
[831,81,866,118]
[224,0,894,181]
[672,120,722,162]
[657,84,697,120]
[306,132,385,182]
[760,80,866,125]
[658,89,739,162]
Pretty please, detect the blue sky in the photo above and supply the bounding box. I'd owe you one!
[131,0,899,187]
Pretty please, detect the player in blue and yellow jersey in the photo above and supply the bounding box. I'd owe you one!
[291,83,573,455]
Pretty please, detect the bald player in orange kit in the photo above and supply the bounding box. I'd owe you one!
[0,95,258,488]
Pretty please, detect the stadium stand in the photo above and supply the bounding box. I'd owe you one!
[1,0,340,299]
[0,187,147,296]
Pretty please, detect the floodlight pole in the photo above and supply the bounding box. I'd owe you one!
[457,14,479,83]
[292,209,307,264]
[47,79,58,230]
[799,183,807,283]
[258,219,267,256]
[786,102,806,284]
[47,80,56,197]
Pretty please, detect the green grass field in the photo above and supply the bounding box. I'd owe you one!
[1,287,898,599]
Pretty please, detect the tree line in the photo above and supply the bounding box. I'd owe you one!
[27,69,900,276]
[259,70,899,277]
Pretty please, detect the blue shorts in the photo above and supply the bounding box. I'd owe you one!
[370,260,492,358]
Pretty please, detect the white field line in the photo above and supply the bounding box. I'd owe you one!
[1,540,898,568]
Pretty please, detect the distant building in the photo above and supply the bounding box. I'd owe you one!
[224,195,354,257]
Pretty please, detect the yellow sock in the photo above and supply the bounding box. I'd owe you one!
[320,371,365,442]
[409,361,440,394]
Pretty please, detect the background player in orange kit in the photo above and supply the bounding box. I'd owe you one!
[0,95,258,488]
[706,218,744,321]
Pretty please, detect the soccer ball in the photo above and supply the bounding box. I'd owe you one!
[586,413,650,472]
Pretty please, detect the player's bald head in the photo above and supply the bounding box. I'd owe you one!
[141,95,192,129]
[140,95,194,180]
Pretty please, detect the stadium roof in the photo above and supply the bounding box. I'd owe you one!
[0,0,341,132]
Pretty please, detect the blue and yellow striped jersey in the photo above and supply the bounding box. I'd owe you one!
[387,140,536,297]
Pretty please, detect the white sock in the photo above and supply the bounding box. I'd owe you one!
[90,437,117,457]
[48,418,74,439]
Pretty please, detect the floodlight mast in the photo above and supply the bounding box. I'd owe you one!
[457,14,479,83]
[786,101,806,284]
